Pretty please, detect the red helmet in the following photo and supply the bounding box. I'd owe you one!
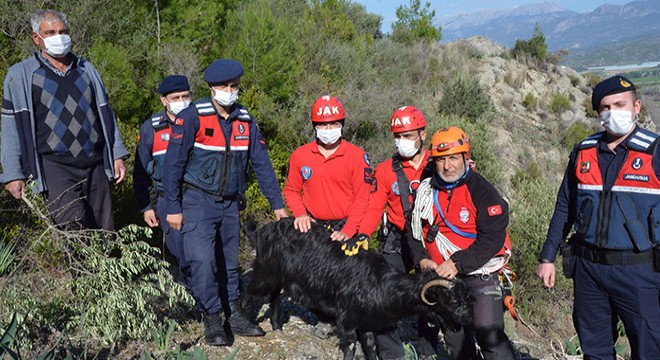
[390,106,427,133]
[310,95,345,123]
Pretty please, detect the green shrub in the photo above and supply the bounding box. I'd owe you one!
[512,23,547,61]
[583,72,602,88]
[0,190,194,347]
[437,73,493,123]
[550,93,571,114]
[562,122,592,150]
[511,162,542,188]
[568,74,580,87]
[522,93,538,109]
[583,97,599,119]
[391,0,442,44]
[508,174,573,327]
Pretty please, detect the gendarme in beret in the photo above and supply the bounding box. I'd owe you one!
[592,75,636,111]
[158,75,190,95]
[204,59,244,84]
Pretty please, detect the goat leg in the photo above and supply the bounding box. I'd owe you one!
[269,290,283,331]
[357,330,378,360]
[335,325,357,360]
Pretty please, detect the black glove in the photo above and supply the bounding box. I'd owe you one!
[341,233,369,256]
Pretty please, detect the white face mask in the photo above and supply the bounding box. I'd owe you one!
[600,109,635,136]
[316,127,342,145]
[212,88,238,107]
[394,138,420,158]
[39,34,71,58]
[167,100,191,115]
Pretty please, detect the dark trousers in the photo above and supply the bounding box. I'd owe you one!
[41,157,114,230]
[443,274,515,360]
[156,195,190,290]
[180,189,241,315]
[573,256,660,360]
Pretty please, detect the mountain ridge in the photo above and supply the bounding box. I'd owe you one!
[438,0,660,56]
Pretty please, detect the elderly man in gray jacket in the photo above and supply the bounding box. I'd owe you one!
[1,9,128,230]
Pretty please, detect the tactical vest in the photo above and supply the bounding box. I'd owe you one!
[574,129,660,251]
[183,101,252,197]
[148,113,171,191]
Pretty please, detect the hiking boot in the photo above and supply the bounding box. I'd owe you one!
[228,300,266,337]
[203,312,231,346]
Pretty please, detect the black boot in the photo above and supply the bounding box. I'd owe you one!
[203,312,231,346]
[228,300,266,336]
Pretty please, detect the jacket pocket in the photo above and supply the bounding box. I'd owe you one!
[575,198,593,235]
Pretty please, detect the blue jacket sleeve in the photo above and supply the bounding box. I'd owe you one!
[163,108,197,215]
[540,150,579,262]
[248,120,285,210]
[133,121,154,212]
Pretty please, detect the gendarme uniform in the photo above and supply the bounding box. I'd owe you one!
[541,77,660,359]
[162,61,284,327]
[134,75,191,289]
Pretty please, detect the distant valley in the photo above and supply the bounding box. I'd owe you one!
[437,0,660,71]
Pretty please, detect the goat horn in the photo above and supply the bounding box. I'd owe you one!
[420,279,453,306]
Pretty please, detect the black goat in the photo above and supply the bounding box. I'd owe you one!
[245,218,474,360]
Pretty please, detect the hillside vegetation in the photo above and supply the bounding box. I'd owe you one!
[0,0,648,359]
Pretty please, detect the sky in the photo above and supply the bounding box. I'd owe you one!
[355,0,635,33]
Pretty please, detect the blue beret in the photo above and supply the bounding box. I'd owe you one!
[592,75,636,110]
[158,75,190,95]
[204,59,244,84]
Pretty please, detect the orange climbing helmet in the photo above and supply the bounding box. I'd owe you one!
[390,106,427,133]
[430,127,470,157]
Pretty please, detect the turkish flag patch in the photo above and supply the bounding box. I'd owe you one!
[487,205,502,216]
[175,118,184,126]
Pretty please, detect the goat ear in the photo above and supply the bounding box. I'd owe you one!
[242,216,261,247]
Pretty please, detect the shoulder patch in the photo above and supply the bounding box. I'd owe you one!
[629,128,659,152]
[364,167,375,185]
[195,101,215,115]
[391,181,400,195]
[301,166,313,180]
[578,132,604,149]
[487,204,502,216]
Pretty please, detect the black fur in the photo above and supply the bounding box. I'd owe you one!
[245,218,474,360]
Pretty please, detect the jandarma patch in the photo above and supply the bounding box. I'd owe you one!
[580,161,591,173]
[631,158,642,170]
[623,174,649,182]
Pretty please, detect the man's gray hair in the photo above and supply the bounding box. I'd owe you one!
[30,10,69,33]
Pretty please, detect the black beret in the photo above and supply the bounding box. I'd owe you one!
[203,59,244,84]
[157,75,190,95]
[592,75,636,111]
